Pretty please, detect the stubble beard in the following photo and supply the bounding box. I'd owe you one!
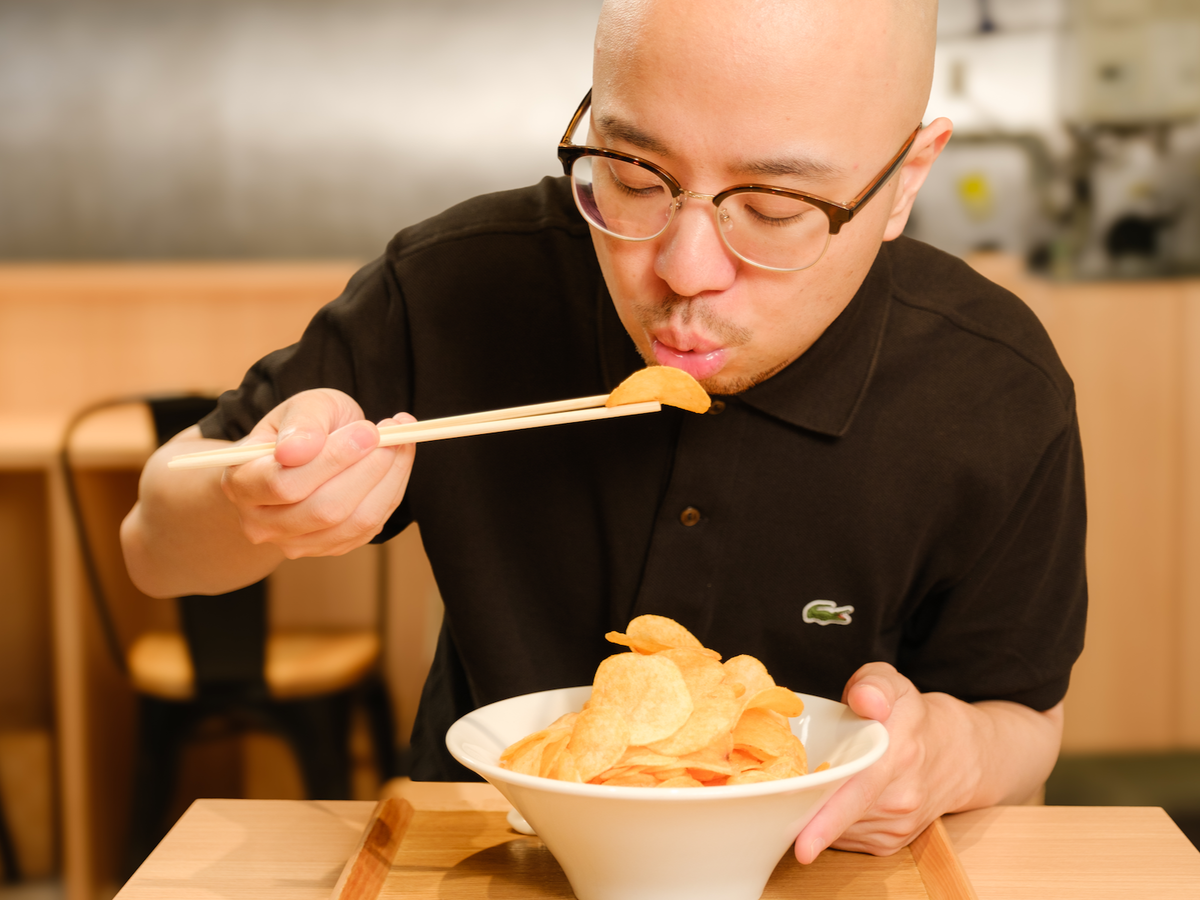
[630,293,789,396]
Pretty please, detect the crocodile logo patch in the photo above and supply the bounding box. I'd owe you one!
[802,599,854,626]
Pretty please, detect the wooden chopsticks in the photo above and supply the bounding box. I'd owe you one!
[167,393,662,470]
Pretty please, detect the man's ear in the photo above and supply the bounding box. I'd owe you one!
[882,117,953,241]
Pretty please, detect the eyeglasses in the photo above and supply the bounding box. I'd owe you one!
[557,89,921,272]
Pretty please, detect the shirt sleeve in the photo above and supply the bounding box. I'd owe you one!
[199,255,413,438]
[896,398,1087,711]
[197,254,417,539]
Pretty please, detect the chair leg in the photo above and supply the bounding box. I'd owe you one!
[360,675,399,782]
[126,696,193,877]
[273,693,352,800]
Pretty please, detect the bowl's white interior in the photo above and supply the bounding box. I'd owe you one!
[448,685,887,797]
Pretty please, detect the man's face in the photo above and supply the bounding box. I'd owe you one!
[588,0,937,395]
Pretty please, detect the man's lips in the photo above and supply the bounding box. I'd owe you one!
[652,339,728,382]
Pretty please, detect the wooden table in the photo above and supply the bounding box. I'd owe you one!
[113,782,1200,900]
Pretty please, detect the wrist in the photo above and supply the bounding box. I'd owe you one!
[922,691,991,813]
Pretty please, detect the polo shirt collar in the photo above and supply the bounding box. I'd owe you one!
[737,245,893,438]
[596,243,894,439]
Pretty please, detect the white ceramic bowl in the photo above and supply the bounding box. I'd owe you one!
[446,685,888,900]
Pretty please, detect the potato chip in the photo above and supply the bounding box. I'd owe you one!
[726,769,775,785]
[722,655,776,701]
[547,749,584,783]
[589,652,693,745]
[500,712,578,777]
[644,765,689,781]
[744,686,806,718]
[732,707,797,761]
[677,741,735,773]
[728,748,760,769]
[539,733,572,779]
[606,367,711,414]
[616,747,682,768]
[758,755,806,780]
[657,648,727,700]
[606,615,720,658]
[568,705,630,782]
[499,615,809,788]
[600,770,660,787]
[646,682,742,757]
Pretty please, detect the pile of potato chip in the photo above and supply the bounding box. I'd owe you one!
[499,615,816,787]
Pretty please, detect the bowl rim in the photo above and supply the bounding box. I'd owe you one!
[447,685,889,802]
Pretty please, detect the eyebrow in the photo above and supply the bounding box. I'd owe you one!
[736,156,846,183]
[594,115,672,156]
[594,114,847,184]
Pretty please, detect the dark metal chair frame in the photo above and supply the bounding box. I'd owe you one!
[61,394,397,876]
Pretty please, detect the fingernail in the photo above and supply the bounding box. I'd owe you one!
[868,685,892,714]
[347,423,377,451]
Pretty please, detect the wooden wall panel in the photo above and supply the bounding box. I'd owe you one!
[971,257,1195,751]
[0,262,361,414]
[1180,284,1200,747]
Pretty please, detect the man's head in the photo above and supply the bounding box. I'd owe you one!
[586,0,951,394]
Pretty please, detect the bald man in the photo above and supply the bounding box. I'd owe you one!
[123,0,1085,862]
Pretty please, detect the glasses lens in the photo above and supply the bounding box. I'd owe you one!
[571,155,673,239]
[718,191,832,271]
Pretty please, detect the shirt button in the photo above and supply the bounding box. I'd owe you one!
[679,507,702,527]
[707,400,726,415]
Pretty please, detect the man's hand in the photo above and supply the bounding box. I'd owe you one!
[122,388,416,598]
[219,388,415,559]
[792,663,1064,864]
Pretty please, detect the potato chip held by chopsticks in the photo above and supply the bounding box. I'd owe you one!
[499,614,809,788]
[606,367,711,414]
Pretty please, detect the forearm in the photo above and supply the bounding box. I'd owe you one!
[120,427,285,598]
[960,697,1063,808]
[930,693,1064,813]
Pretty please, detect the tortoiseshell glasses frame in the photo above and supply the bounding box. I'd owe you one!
[557,88,921,272]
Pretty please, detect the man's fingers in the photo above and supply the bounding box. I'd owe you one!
[250,388,368,468]
[793,766,889,864]
[234,419,381,509]
[841,662,912,722]
[847,682,893,722]
[240,414,416,553]
[262,441,415,556]
[271,419,328,467]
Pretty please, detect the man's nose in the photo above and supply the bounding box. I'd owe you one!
[652,195,738,298]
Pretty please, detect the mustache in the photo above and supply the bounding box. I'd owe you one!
[630,293,752,347]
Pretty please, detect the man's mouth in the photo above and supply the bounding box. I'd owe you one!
[651,339,728,381]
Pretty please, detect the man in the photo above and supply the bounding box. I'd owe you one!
[122,0,1085,864]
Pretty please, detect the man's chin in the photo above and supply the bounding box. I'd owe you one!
[698,367,781,396]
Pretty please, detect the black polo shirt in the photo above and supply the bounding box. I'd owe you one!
[202,177,1086,780]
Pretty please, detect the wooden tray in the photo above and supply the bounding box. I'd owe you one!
[333,799,977,900]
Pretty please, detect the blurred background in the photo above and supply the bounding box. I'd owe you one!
[0,0,599,260]
[2,0,1199,276]
[1,1,1199,899]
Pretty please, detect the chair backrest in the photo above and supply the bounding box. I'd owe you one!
[62,394,269,700]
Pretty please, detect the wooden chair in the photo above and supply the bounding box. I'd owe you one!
[61,395,396,875]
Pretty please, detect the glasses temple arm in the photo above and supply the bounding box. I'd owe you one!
[560,88,594,147]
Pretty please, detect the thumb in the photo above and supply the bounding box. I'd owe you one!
[269,390,364,468]
[842,662,901,724]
